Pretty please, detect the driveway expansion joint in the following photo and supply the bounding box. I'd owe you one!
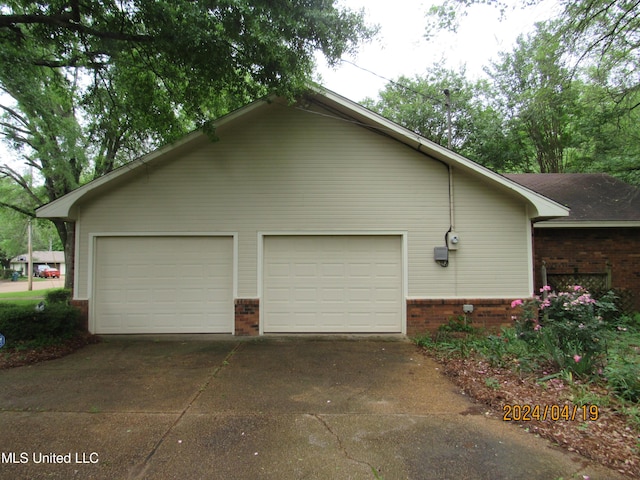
[127,342,243,480]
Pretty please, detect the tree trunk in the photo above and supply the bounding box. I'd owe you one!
[52,219,75,290]
[63,221,75,290]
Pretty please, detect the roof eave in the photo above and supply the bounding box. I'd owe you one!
[36,86,569,222]
[312,87,570,221]
[534,220,640,228]
[36,97,273,220]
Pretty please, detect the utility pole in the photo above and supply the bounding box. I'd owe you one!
[443,88,452,149]
[27,165,33,291]
[27,218,33,291]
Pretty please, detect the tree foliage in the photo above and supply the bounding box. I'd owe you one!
[0,0,374,287]
[361,66,532,172]
[362,67,473,148]
[426,0,639,82]
[0,177,60,270]
[402,0,640,181]
[487,22,580,173]
[1,1,372,115]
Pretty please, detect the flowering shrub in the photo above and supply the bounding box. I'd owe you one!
[511,286,617,377]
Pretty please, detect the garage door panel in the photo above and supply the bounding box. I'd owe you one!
[321,287,344,302]
[266,264,290,278]
[294,263,317,277]
[94,236,233,334]
[349,263,373,277]
[322,264,344,277]
[263,235,402,333]
[375,287,401,302]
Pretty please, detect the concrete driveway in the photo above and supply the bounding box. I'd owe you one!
[0,336,626,480]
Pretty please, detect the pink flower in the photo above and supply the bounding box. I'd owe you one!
[534,324,541,331]
[540,285,552,293]
[510,299,523,308]
[573,285,582,291]
[573,354,582,363]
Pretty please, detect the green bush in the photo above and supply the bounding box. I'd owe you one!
[478,327,538,370]
[44,288,72,304]
[2,270,15,279]
[437,315,478,334]
[605,332,640,403]
[0,303,81,347]
[511,286,617,377]
[606,355,640,403]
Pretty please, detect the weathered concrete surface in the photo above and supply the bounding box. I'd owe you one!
[0,336,627,479]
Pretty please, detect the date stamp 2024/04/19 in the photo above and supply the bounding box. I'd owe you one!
[503,404,599,422]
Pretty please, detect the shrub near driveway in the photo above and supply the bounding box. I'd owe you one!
[0,289,81,348]
[512,285,618,377]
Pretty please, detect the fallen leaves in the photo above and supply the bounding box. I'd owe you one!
[0,333,99,369]
[422,351,640,478]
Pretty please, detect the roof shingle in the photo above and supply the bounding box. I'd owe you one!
[504,173,640,222]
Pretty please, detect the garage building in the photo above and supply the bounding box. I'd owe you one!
[37,88,568,335]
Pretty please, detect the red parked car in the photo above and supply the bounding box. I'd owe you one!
[40,267,60,278]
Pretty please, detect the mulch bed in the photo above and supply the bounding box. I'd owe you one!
[0,333,100,369]
[421,349,639,478]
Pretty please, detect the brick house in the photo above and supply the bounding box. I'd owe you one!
[506,173,640,313]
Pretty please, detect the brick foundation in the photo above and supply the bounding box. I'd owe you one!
[407,298,517,336]
[73,297,523,337]
[235,299,260,336]
[70,299,89,332]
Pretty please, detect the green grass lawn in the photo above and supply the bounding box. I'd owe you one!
[0,289,52,305]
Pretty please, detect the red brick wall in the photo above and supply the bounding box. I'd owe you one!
[70,299,89,331]
[75,296,522,336]
[235,299,260,336]
[533,227,640,312]
[407,298,517,335]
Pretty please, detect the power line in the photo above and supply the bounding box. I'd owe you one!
[338,59,446,106]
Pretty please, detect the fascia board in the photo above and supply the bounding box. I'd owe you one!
[534,221,640,228]
[36,130,204,220]
[36,98,271,220]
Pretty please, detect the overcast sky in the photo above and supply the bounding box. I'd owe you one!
[314,0,560,102]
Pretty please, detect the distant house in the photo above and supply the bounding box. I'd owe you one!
[36,88,568,335]
[506,173,640,313]
[10,251,66,276]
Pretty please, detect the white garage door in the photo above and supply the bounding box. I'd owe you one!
[93,236,233,334]
[263,235,403,333]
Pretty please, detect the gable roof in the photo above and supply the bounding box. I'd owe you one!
[505,173,640,227]
[11,251,65,264]
[36,86,569,222]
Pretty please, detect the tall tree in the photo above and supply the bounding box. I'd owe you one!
[425,0,640,179]
[569,79,640,185]
[361,66,532,172]
[362,67,466,148]
[0,1,374,288]
[426,0,639,76]
[487,22,580,173]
